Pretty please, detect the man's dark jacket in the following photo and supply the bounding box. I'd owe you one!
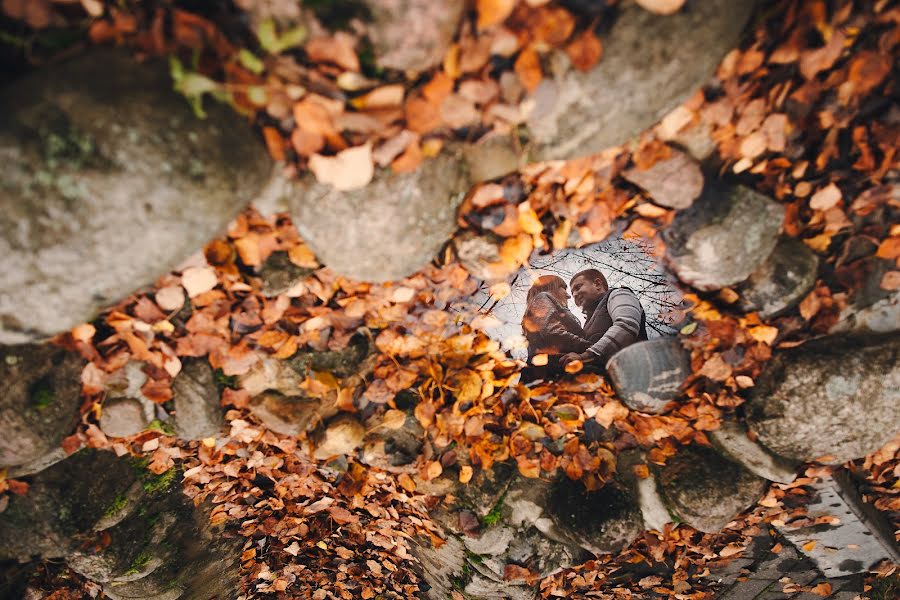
[582,287,647,367]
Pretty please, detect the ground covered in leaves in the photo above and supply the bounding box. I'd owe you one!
[1,0,898,598]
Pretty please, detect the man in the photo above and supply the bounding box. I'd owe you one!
[560,268,647,370]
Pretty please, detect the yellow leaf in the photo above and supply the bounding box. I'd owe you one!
[476,0,515,30]
[748,325,779,345]
[459,465,473,484]
[531,353,549,366]
[802,540,817,552]
[382,409,407,430]
[518,203,543,235]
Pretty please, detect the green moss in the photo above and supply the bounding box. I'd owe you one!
[482,490,507,527]
[213,369,239,390]
[124,551,153,576]
[29,378,54,410]
[870,573,900,600]
[103,492,128,518]
[141,468,176,495]
[147,419,176,435]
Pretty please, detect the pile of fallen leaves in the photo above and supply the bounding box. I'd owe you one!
[1,0,898,598]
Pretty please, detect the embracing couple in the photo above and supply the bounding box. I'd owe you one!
[521,269,647,377]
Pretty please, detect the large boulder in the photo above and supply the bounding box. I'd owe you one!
[606,337,691,414]
[657,445,768,533]
[0,50,271,343]
[746,334,900,464]
[0,343,84,468]
[664,183,784,291]
[289,147,470,282]
[526,0,755,161]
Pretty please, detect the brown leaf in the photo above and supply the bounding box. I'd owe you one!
[476,0,515,31]
[306,32,359,71]
[799,31,845,80]
[309,143,374,191]
[565,29,603,72]
[514,46,542,93]
[809,183,842,211]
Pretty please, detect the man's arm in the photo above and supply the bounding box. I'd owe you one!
[583,289,644,366]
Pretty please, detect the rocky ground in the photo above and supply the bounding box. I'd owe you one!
[0,1,898,599]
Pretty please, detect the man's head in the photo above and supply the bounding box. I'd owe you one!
[527,275,569,305]
[570,269,608,310]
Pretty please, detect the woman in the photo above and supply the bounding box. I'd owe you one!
[521,275,590,378]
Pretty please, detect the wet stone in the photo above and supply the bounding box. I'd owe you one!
[709,420,798,484]
[664,182,784,291]
[606,337,691,414]
[249,390,337,437]
[622,148,704,210]
[257,250,315,297]
[172,358,223,441]
[526,0,754,161]
[0,49,271,343]
[746,334,900,464]
[776,471,900,577]
[100,397,151,439]
[737,236,819,319]
[830,291,900,336]
[658,445,768,533]
[0,343,85,468]
[289,147,470,282]
[365,0,465,74]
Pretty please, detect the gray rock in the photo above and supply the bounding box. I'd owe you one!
[830,291,900,336]
[100,397,151,438]
[249,390,338,436]
[258,250,315,297]
[365,0,465,73]
[606,337,691,414]
[665,183,784,291]
[0,449,140,561]
[622,149,704,210]
[361,411,424,468]
[0,343,84,468]
[737,237,819,319]
[777,470,900,577]
[0,50,270,343]
[657,445,768,533]
[313,416,366,459]
[289,147,470,282]
[462,134,523,183]
[746,334,900,464]
[709,420,798,484]
[173,358,223,440]
[526,0,754,161]
[452,230,503,282]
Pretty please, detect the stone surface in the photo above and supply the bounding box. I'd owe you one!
[452,230,503,282]
[0,343,84,467]
[746,334,900,464]
[710,420,798,484]
[257,250,315,297]
[289,147,470,282]
[462,134,523,183]
[830,291,900,336]
[100,397,151,438]
[365,0,465,73]
[0,449,139,561]
[361,410,424,468]
[737,237,819,319]
[172,358,223,440]
[622,149,704,210]
[526,0,754,161]
[664,183,784,291]
[0,49,270,343]
[777,471,900,577]
[313,416,366,459]
[249,390,337,437]
[606,337,691,414]
[657,445,768,533]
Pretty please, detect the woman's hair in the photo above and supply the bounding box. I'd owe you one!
[526,275,568,304]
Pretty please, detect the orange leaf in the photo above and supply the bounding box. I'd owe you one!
[476,0,515,31]
[514,46,543,93]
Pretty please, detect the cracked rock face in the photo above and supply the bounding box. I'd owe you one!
[736,236,819,319]
[746,334,900,464]
[289,148,470,282]
[0,50,271,343]
[526,0,755,161]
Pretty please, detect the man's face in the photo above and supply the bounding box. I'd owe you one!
[570,275,606,309]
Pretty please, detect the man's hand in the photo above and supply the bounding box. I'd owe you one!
[560,352,591,366]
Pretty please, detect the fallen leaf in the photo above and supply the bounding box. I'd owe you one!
[476,0,515,31]
[309,143,374,191]
[809,183,842,211]
[880,271,900,291]
[635,0,686,15]
[382,409,407,430]
[181,267,218,298]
